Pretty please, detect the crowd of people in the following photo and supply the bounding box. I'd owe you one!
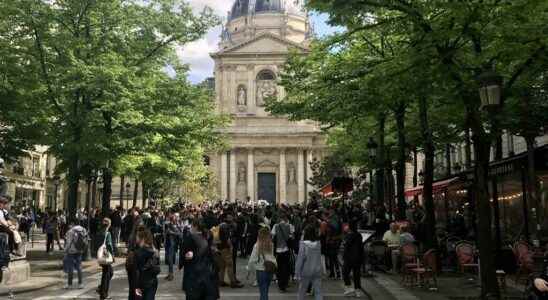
[0,193,547,299]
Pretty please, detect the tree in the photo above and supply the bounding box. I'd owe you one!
[1,0,221,218]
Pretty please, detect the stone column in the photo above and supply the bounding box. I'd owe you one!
[247,149,254,201]
[298,149,305,204]
[229,150,237,201]
[247,64,255,110]
[279,149,287,204]
[306,149,314,202]
[220,152,228,201]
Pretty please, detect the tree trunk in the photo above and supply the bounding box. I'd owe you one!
[418,96,437,250]
[133,179,138,208]
[465,127,473,169]
[91,177,97,209]
[445,144,452,177]
[375,114,386,207]
[141,181,147,208]
[395,104,407,220]
[119,175,125,209]
[66,156,80,220]
[525,136,541,239]
[101,166,113,214]
[469,109,500,299]
[85,180,91,212]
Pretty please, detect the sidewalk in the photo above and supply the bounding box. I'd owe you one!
[0,237,126,297]
[371,270,525,300]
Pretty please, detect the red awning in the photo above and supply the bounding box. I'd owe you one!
[404,177,459,198]
[320,184,334,197]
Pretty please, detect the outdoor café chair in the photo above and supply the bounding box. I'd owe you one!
[411,249,439,291]
[400,242,419,286]
[455,241,479,275]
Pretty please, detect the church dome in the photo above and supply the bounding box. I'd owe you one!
[229,0,306,21]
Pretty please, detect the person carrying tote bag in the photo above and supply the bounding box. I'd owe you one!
[96,218,114,300]
[247,227,277,300]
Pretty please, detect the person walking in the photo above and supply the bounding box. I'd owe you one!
[110,207,123,256]
[218,214,243,288]
[63,219,88,289]
[165,213,182,281]
[271,213,294,292]
[180,218,220,300]
[247,227,277,300]
[295,225,323,300]
[342,220,363,297]
[135,229,161,300]
[97,218,114,300]
[126,209,144,300]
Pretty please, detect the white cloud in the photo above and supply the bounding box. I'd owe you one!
[178,1,232,83]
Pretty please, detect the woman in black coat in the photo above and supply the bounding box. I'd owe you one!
[135,229,160,300]
[179,218,219,300]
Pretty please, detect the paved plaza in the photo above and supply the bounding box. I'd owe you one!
[11,255,399,300]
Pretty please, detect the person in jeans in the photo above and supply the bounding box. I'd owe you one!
[342,220,363,297]
[295,225,323,300]
[165,212,182,281]
[63,219,88,289]
[97,218,114,300]
[271,213,294,292]
[247,227,277,300]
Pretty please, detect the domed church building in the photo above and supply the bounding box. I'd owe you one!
[209,0,326,205]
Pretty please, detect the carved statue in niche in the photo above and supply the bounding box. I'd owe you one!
[287,162,297,185]
[237,85,247,106]
[237,162,246,184]
[256,80,277,107]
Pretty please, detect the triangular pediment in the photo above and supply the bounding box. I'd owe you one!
[214,33,308,56]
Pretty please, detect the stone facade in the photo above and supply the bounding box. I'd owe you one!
[210,1,325,205]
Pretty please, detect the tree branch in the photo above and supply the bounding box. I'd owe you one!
[32,26,64,115]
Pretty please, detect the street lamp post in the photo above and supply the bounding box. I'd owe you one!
[53,175,61,212]
[478,69,504,251]
[125,182,131,209]
[367,137,378,204]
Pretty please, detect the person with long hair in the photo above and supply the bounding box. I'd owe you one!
[135,229,160,300]
[96,218,114,300]
[247,227,277,300]
[295,225,323,300]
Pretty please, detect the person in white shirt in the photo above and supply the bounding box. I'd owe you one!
[247,227,277,300]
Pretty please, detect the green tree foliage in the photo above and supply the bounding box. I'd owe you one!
[268,1,548,298]
[0,0,224,215]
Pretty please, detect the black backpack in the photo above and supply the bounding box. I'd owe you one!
[73,230,88,253]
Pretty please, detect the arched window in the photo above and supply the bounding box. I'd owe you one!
[256,69,276,81]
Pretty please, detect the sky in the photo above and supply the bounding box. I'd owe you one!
[181,1,340,83]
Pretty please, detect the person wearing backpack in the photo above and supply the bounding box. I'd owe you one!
[295,225,323,300]
[271,213,294,292]
[63,218,88,289]
[247,227,277,300]
[135,228,160,300]
[96,218,114,300]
